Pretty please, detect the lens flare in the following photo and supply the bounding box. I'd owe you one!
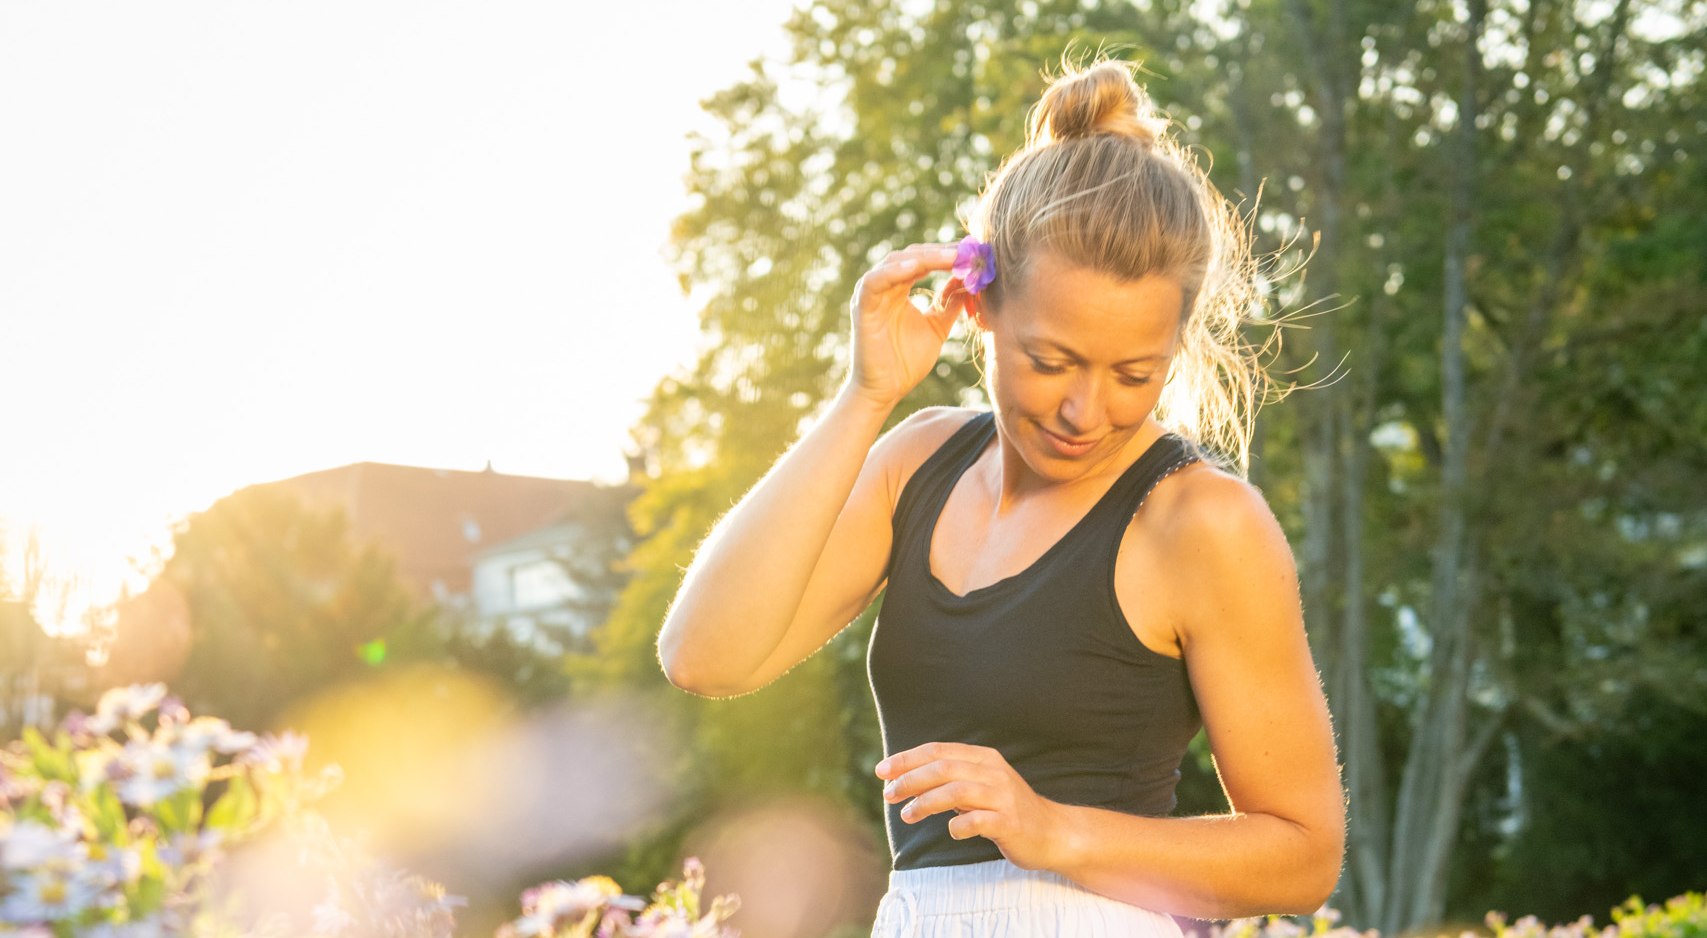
[684,796,888,938]
[276,666,678,893]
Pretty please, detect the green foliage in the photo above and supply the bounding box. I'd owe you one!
[1205,891,1707,938]
[1610,893,1707,938]
[153,482,605,728]
[598,0,1707,926]
[1452,689,1707,924]
[159,486,439,728]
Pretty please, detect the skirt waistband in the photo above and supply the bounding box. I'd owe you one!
[874,858,1182,936]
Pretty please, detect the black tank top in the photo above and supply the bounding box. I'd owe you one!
[867,410,1205,870]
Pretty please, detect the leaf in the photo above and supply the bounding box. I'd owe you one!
[131,871,168,916]
[22,725,75,782]
[206,775,258,831]
[153,787,202,834]
[89,784,128,840]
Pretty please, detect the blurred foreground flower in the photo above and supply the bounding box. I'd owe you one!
[2,685,320,931]
[1211,904,1374,938]
[208,811,467,938]
[1208,892,1706,938]
[3,685,743,938]
[0,683,454,935]
[499,857,739,938]
[1483,893,1706,938]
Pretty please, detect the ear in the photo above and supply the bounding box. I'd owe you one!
[963,289,990,332]
[939,278,990,331]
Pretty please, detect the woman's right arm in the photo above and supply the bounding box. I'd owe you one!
[657,242,969,697]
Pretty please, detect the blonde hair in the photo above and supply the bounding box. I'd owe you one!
[967,59,1270,476]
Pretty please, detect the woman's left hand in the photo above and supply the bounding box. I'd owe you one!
[875,742,1067,872]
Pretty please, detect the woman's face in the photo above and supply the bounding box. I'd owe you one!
[977,249,1183,486]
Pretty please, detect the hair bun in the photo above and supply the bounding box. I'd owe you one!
[1028,61,1164,149]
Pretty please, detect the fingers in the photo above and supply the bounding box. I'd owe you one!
[875,741,990,780]
[880,757,953,802]
[947,810,997,841]
[896,779,991,823]
[925,277,970,332]
[857,243,962,296]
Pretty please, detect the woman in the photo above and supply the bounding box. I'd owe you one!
[657,60,1345,935]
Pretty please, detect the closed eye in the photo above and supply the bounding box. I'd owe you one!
[1027,353,1152,386]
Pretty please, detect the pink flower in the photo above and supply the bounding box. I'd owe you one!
[952,236,997,295]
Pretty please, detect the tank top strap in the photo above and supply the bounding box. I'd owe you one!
[888,411,997,578]
[1077,432,1204,547]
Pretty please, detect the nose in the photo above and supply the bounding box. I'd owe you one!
[1059,371,1106,436]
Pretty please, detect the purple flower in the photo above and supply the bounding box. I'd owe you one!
[952,236,997,295]
[87,683,168,736]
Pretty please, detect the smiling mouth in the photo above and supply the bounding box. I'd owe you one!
[1045,429,1097,446]
[1040,426,1100,454]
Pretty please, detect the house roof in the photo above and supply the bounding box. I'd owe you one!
[247,462,616,598]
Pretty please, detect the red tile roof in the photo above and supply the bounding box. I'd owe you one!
[248,462,607,598]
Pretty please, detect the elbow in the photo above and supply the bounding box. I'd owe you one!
[657,599,777,698]
[656,620,704,694]
[659,652,723,697]
[658,650,699,694]
[1281,820,1346,915]
[662,664,749,699]
[1289,866,1341,917]
[657,632,712,696]
[1235,810,1343,916]
[657,628,749,699]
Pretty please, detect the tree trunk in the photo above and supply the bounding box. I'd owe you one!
[1281,0,1368,919]
[1382,0,1485,931]
[1224,49,1269,488]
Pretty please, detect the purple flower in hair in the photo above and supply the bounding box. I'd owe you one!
[952,236,997,295]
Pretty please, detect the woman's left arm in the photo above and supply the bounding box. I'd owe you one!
[877,472,1346,919]
[1049,472,1346,916]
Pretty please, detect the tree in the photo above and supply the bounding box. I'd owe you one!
[1287,0,1705,928]
[598,0,1707,927]
[146,486,441,729]
[0,529,91,737]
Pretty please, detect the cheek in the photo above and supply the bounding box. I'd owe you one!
[986,353,1055,414]
[1108,387,1161,425]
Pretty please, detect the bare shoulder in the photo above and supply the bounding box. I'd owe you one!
[1144,458,1288,554]
[1140,458,1300,642]
[870,405,986,505]
[881,404,984,450]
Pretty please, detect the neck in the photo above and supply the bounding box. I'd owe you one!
[983,418,1166,511]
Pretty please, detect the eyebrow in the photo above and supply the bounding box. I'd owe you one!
[1026,338,1168,366]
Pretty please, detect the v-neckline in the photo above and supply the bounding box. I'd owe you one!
[923,420,1177,603]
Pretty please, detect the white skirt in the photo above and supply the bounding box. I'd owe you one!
[870,857,1185,937]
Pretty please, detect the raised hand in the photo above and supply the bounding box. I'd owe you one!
[846,242,970,409]
[875,742,1067,873]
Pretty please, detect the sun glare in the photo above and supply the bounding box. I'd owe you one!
[0,0,799,622]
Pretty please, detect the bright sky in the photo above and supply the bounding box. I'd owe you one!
[0,1,800,617]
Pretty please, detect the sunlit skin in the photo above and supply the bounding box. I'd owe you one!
[971,249,1183,499]
[871,248,1345,916]
[658,240,1343,916]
